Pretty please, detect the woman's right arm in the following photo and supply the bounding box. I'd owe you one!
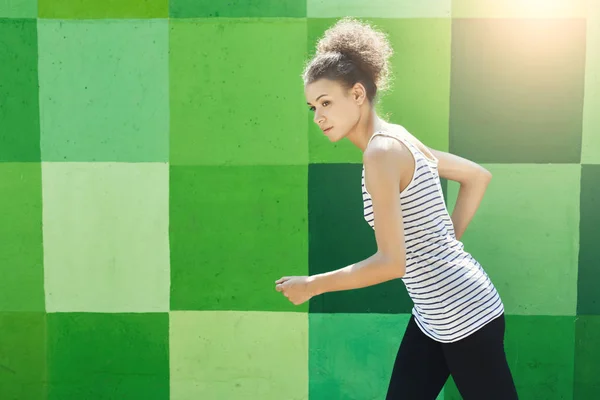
[428,148,493,241]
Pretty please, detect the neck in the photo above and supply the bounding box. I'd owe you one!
[347,105,388,152]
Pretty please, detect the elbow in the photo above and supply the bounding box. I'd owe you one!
[464,168,492,187]
[478,167,492,183]
[378,252,406,279]
[474,165,492,184]
[386,259,406,279]
[392,264,406,279]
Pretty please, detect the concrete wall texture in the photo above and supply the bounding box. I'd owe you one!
[1,0,599,399]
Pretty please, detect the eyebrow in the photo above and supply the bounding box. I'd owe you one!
[307,94,327,105]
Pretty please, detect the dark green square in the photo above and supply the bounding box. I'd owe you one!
[0,19,40,162]
[170,0,306,17]
[449,18,585,163]
[47,313,169,400]
[0,163,44,312]
[0,312,46,400]
[578,164,600,315]
[169,165,308,311]
[308,163,412,314]
[574,316,600,398]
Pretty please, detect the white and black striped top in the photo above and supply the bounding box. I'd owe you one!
[362,128,504,343]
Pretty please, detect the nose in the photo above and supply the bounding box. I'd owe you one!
[313,111,325,126]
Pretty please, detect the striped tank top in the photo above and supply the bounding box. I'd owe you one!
[361,128,504,343]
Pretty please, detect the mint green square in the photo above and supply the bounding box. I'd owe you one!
[309,313,444,400]
[0,163,45,312]
[444,316,575,399]
[582,0,600,164]
[0,0,36,17]
[308,0,451,18]
[170,311,308,400]
[37,20,169,162]
[307,18,451,163]
[42,163,170,312]
[169,19,308,166]
[169,165,308,311]
[447,164,580,316]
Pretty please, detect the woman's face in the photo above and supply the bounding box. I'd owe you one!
[305,78,362,142]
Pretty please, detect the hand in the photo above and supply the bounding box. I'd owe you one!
[275,276,315,305]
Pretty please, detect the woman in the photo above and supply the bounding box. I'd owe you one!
[275,17,518,399]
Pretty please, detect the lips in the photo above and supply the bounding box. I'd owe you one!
[323,127,333,133]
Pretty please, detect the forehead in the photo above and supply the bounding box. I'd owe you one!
[304,79,343,102]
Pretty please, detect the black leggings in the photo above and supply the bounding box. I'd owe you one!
[386,313,518,400]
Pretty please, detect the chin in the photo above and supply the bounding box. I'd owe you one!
[327,131,346,142]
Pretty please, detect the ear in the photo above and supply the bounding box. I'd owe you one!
[351,82,367,105]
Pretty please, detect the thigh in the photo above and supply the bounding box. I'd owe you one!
[386,315,449,400]
[443,314,518,400]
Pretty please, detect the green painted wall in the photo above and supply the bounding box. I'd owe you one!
[0,0,598,399]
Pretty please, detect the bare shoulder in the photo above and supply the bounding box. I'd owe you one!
[363,133,413,191]
[363,132,410,166]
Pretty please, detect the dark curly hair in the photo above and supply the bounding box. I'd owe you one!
[302,17,394,104]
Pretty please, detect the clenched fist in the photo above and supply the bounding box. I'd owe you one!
[275,276,316,305]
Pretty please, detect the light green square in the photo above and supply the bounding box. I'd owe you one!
[169,311,308,400]
[37,20,169,162]
[307,18,451,163]
[169,19,308,166]
[447,164,580,316]
[42,162,170,312]
[308,0,450,18]
[451,0,587,18]
[582,0,600,164]
[0,0,36,17]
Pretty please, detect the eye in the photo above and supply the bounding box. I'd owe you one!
[308,100,330,112]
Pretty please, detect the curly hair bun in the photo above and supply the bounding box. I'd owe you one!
[316,17,393,92]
